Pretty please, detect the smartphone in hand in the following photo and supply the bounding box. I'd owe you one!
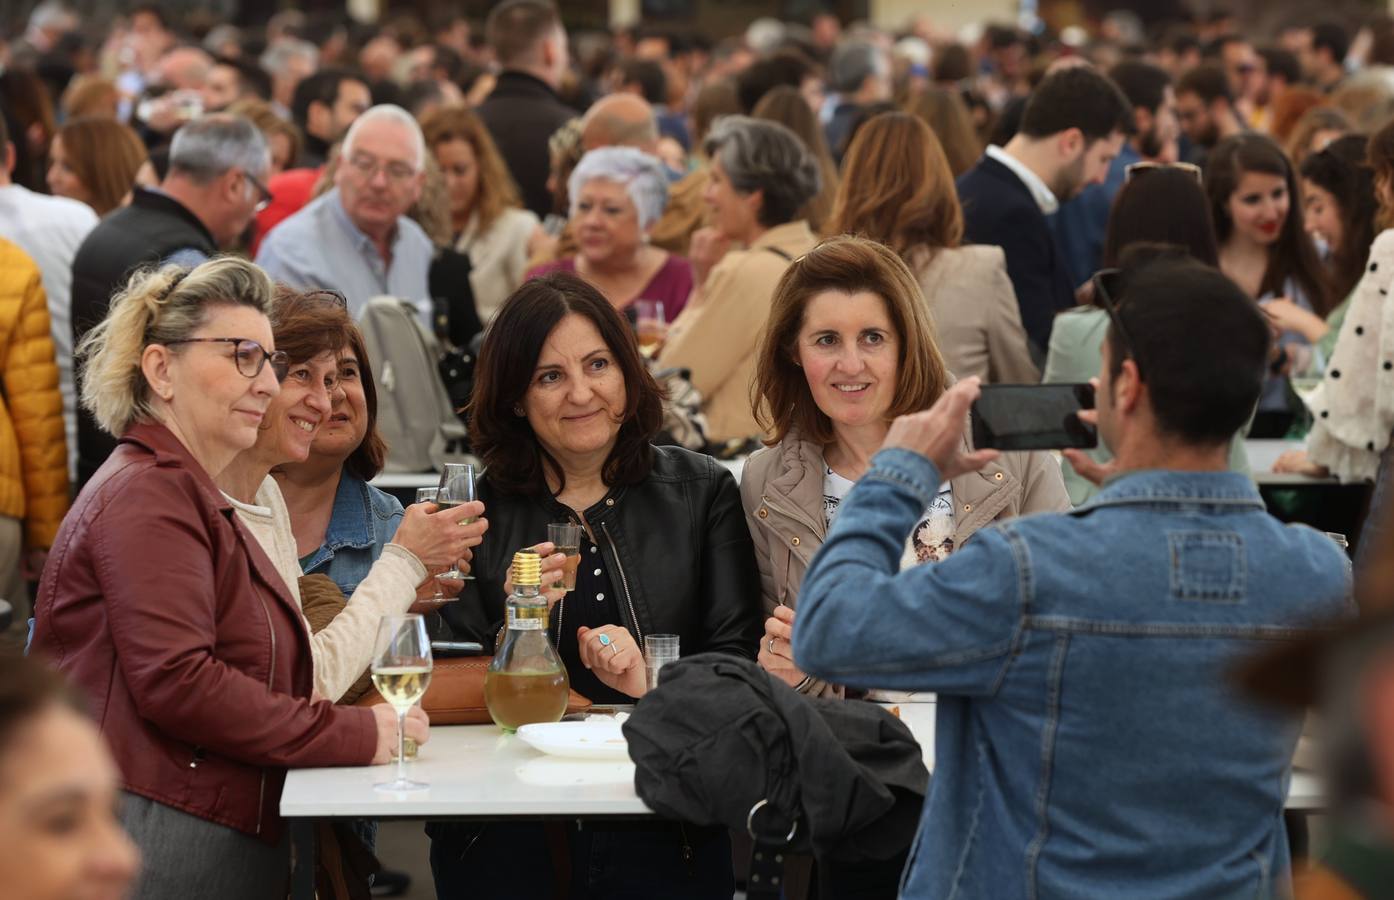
[971,384,1098,451]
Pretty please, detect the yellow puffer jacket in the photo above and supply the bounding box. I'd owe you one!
[0,239,69,547]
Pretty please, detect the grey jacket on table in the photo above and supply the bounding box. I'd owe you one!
[739,425,1071,697]
[909,243,1039,384]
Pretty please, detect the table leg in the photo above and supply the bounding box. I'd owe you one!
[290,820,316,900]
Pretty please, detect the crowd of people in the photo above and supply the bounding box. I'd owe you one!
[1,1,1393,898]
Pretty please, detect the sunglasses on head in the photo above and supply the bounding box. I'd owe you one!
[1091,267,1145,380]
[1124,161,1203,184]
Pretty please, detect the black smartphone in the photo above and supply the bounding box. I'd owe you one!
[971,383,1098,451]
[430,640,486,658]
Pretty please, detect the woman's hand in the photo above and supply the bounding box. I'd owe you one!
[392,500,487,572]
[502,541,569,611]
[1262,298,1329,343]
[369,704,430,765]
[577,624,647,698]
[1273,449,1330,477]
[759,605,807,689]
[688,226,732,292]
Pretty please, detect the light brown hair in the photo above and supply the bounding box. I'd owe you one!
[754,236,948,447]
[828,112,963,256]
[227,98,304,173]
[419,104,523,234]
[905,87,982,177]
[751,86,839,233]
[60,75,120,120]
[55,117,148,216]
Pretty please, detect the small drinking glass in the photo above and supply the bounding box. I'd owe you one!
[437,463,477,580]
[644,633,680,692]
[634,299,666,355]
[415,488,445,600]
[547,522,583,592]
[371,614,432,792]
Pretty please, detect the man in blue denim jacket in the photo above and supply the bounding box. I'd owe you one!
[794,257,1352,899]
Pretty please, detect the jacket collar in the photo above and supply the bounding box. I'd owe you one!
[983,145,1058,214]
[320,473,375,551]
[119,420,232,512]
[1077,469,1265,513]
[130,186,217,249]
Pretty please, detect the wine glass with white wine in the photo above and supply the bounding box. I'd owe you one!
[436,463,477,581]
[371,614,432,792]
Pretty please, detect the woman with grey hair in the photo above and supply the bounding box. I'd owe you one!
[659,115,821,443]
[526,146,693,319]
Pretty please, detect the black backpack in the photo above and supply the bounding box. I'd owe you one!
[623,654,928,898]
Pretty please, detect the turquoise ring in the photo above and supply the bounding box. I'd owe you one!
[598,633,612,647]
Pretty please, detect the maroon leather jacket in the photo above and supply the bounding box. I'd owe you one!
[32,422,377,843]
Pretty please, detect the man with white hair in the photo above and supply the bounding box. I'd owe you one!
[256,105,434,327]
[69,114,272,488]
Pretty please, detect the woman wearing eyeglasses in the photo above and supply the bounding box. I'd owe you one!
[30,258,428,900]
[1044,165,1252,503]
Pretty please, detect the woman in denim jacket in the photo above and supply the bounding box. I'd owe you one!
[741,237,1071,698]
[276,320,453,598]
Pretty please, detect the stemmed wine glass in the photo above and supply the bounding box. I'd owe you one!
[371,614,432,792]
[436,463,477,581]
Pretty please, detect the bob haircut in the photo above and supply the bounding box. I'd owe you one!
[754,235,948,447]
[468,272,664,495]
[341,323,389,481]
[1205,133,1331,315]
[829,112,963,256]
[55,117,148,216]
[1102,167,1219,269]
[268,288,352,366]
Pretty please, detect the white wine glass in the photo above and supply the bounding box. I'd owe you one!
[371,614,432,792]
[436,463,477,581]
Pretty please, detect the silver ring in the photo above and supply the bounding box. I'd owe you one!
[768,637,776,654]
[610,643,620,658]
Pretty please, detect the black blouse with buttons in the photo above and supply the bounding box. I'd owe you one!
[549,540,631,705]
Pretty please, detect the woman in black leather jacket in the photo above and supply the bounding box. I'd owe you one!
[431,271,762,900]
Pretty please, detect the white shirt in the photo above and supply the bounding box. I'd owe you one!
[0,185,99,482]
[823,464,958,569]
[985,144,1060,215]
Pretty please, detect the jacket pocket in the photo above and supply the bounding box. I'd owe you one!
[1168,531,1245,603]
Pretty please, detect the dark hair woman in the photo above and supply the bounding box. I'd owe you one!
[1047,167,1252,503]
[1207,133,1330,437]
[1262,135,1381,376]
[430,271,762,900]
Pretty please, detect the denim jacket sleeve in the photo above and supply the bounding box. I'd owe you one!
[791,447,1025,694]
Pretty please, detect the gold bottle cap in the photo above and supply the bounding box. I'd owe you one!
[511,550,542,586]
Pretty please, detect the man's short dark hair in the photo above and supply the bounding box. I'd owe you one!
[1313,22,1350,64]
[1018,67,1134,143]
[130,3,170,31]
[1176,63,1233,106]
[290,67,366,130]
[618,58,667,106]
[736,50,816,114]
[485,0,561,69]
[215,56,272,102]
[1203,33,1247,60]
[1259,47,1301,85]
[1108,255,1270,445]
[1165,30,1201,57]
[1107,60,1170,115]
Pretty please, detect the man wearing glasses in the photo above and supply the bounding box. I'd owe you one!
[793,256,1351,899]
[69,114,272,489]
[255,104,434,330]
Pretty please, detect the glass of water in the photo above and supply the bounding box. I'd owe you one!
[644,633,679,692]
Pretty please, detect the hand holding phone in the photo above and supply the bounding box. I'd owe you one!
[971,384,1098,451]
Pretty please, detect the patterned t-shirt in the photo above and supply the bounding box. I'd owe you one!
[823,464,956,569]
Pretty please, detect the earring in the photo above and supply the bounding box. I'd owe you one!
[513,405,525,416]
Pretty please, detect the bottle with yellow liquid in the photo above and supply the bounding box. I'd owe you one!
[484,550,570,732]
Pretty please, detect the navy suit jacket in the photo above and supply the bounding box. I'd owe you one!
[956,154,1077,356]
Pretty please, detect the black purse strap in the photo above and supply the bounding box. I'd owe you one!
[745,798,798,899]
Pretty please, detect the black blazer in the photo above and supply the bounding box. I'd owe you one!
[476,72,577,220]
[442,446,763,665]
[956,154,1077,357]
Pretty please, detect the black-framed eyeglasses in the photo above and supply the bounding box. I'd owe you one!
[244,170,274,213]
[1124,161,1203,184]
[1092,268,1144,380]
[165,338,289,381]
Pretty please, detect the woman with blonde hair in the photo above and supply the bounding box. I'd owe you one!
[419,105,543,322]
[905,87,982,177]
[31,257,426,899]
[742,235,1067,699]
[751,85,839,233]
[46,117,154,217]
[829,112,1037,383]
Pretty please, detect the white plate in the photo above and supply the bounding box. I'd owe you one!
[516,722,631,760]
